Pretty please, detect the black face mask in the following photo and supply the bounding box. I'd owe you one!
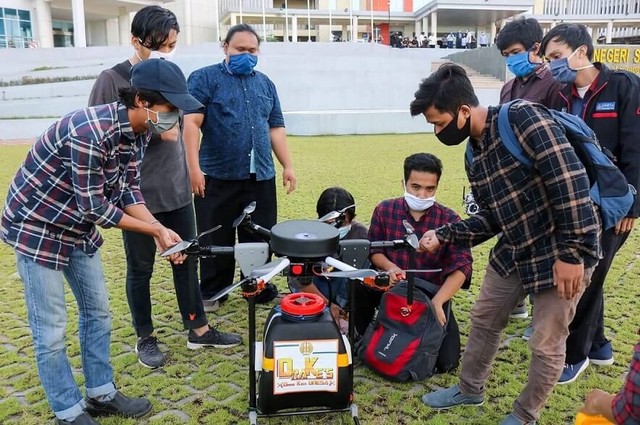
[436,111,471,146]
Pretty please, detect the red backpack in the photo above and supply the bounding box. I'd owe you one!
[357,278,449,382]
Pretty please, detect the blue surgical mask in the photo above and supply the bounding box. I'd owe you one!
[549,48,593,84]
[506,51,538,78]
[228,53,258,75]
[338,225,352,239]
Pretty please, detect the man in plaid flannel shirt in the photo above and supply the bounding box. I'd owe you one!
[413,64,600,425]
[1,59,202,425]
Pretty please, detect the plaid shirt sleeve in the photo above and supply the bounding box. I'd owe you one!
[612,344,640,424]
[368,203,387,256]
[118,145,145,209]
[436,207,500,248]
[68,133,123,228]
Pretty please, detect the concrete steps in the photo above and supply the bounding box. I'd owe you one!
[431,60,505,89]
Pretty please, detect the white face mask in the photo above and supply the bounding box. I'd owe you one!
[338,224,352,239]
[404,192,435,212]
[149,48,176,61]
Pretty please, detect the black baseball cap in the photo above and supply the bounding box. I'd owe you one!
[130,59,202,111]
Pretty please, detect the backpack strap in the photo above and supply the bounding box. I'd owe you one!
[498,101,533,168]
[111,60,131,82]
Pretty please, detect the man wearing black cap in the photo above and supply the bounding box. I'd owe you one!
[0,59,199,425]
[89,6,241,371]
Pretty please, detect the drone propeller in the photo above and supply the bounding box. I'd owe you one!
[160,240,193,257]
[320,267,442,279]
[208,257,290,302]
[318,203,356,225]
[160,225,222,257]
[233,201,257,228]
[320,269,379,279]
[402,219,420,249]
[197,224,221,239]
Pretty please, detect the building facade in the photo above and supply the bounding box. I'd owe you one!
[1,0,639,48]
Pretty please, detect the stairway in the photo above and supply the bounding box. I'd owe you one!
[431,60,505,89]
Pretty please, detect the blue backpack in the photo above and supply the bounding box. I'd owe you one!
[465,101,636,230]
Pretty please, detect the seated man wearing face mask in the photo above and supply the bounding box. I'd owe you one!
[289,187,368,334]
[357,153,473,373]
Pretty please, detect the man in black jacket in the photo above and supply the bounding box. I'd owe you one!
[542,23,640,385]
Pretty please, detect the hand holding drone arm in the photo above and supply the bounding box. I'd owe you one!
[120,204,185,264]
[370,253,405,284]
[418,230,440,253]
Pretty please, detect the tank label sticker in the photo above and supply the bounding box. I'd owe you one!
[273,339,339,394]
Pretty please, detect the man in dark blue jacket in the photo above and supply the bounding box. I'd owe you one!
[542,23,640,385]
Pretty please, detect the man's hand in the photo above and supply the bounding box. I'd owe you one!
[553,259,584,300]
[153,225,186,265]
[615,217,636,234]
[386,267,406,285]
[190,168,206,198]
[418,230,440,253]
[330,303,347,325]
[581,389,615,418]
[283,167,297,194]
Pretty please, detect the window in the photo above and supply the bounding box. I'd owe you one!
[0,8,32,48]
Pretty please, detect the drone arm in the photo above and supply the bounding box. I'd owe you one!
[197,245,235,256]
[324,256,358,272]
[242,222,271,240]
[257,258,290,283]
[370,240,404,249]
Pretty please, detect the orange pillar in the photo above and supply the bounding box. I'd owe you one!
[379,23,390,45]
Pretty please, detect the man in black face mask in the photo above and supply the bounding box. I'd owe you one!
[409,64,600,425]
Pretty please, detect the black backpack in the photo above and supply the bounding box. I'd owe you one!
[357,278,448,382]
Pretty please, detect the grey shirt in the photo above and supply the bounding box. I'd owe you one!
[88,60,192,214]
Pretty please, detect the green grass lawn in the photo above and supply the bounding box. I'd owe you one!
[0,134,638,425]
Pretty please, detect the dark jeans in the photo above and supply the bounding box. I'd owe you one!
[353,282,461,373]
[565,227,629,364]
[194,175,277,299]
[123,203,207,338]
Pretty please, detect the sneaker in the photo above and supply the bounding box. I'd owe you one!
[510,301,528,319]
[85,391,152,418]
[521,325,533,341]
[55,412,98,424]
[558,358,590,385]
[421,384,484,409]
[203,298,220,313]
[588,342,614,366]
[187,326,242,350]
[135,336,166,369]
[500,413,536,425]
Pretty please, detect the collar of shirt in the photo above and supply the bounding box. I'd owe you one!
[115,102,138,145]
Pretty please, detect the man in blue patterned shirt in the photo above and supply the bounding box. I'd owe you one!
[1,59,202,425]
[184,23,296,308]
[413,64,600,425]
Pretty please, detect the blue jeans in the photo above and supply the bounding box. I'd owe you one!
[16,250,115,420]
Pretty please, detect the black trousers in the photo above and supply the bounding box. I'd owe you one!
[565,227,630,364]
[122,203,207,338]
[353,283,461,373]
[194,175,277,299]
